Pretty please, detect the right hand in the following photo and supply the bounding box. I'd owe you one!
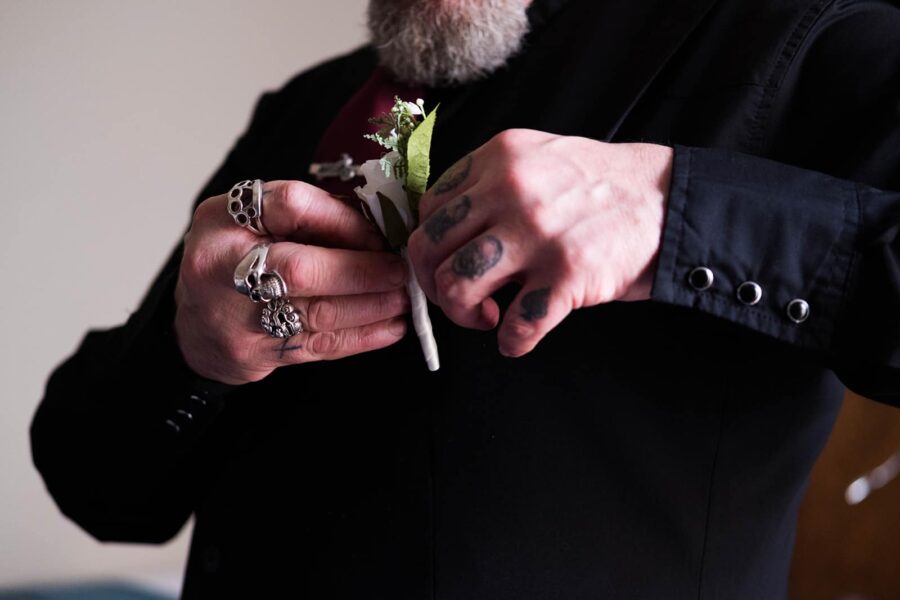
[174,180,411,385]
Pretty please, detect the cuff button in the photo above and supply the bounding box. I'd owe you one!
[786,298,810,324]
[736,281,762,306]
[687,267,714,291]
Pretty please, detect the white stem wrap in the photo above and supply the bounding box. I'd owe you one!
[401,246,440,372]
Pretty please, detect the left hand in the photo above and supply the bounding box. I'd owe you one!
[406,129,673,357]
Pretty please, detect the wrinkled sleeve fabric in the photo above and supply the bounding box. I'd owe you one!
[650,0,900,405]
[28,88,283,543]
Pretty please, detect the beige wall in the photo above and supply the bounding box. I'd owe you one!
[0,0,368,590]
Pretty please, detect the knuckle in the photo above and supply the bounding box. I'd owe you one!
[179,247,210,285]
[285,247,320,294]
[435,268,464,304]
[406,236,430,274]
[491,129,524,154]
[351,325,372,348]
[220,335,250,366]
[417,195,434,220]
[308,296,337,331]
[332,201,357,232]
[282,181,314,227]
[520,202,545,231]
[309,331,339,357]
[373,291,392,317]
[562,240,592,273]
[493,163,528,199]
[191,196,219,225]
[386,289,410,315]
[407,228,424,255]
[351,261,371,290]
[407,231,430,266]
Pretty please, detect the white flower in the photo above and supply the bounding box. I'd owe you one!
[354,151,414,233]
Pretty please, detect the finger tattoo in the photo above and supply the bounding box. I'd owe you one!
[520,288,551,321]
[433,155,473,195]
[452,235,503,279]
[276,338,304,359]
[424,195,472,243]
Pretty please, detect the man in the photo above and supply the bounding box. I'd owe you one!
[31,0,900,598]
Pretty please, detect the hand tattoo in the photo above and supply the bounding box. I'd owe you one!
[520,288,551,321]
[433,155,473,195]
[276,338,304,359]
[424,195,472,243]
[452,235,503,279]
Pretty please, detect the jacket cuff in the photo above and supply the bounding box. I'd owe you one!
[649,144,858,354]
[137,267,236,449]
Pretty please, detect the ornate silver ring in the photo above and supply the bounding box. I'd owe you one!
[261,297,303,338]
[227,179,268,235]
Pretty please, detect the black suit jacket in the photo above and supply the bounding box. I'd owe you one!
[31,0,900,598]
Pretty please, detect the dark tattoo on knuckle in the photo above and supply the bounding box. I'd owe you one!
[433,155,473,195]
[452,235,503,279]
[424,195,472,243]
[520,287,551,322]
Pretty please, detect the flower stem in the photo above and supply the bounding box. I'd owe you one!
[401,246,440,371]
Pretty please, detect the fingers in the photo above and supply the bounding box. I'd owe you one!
[233,287,411,373]
[419,154,476,222]
[497,283,571,358]
[408,191,489,297]
[260,317,408,366]
[298,289,410,333]
[260,180,386,250]
[431,230,523,330]
[189,181,386,252]
[264,243,408,297]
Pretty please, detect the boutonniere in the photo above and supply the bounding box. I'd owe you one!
[355,97,440,371]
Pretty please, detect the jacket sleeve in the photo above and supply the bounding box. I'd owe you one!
[29,43,375,545]
[649,0,900,405]
[28,88,282,544]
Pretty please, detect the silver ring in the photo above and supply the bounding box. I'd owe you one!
[233,243,287,303]
[227,179,268,235]
[261,297,303,338]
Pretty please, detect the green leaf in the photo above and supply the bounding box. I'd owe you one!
[406,104,438,219]
[377,191,410,249]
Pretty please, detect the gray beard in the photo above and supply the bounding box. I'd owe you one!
[367,0,531,87]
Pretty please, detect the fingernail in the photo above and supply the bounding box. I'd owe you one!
[389,318,407,336]
[389,259,407,286]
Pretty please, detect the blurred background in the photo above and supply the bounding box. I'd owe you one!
[1,1,898,599]
[0,0,367,597]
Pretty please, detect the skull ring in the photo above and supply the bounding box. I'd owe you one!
[233,243,287,303]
